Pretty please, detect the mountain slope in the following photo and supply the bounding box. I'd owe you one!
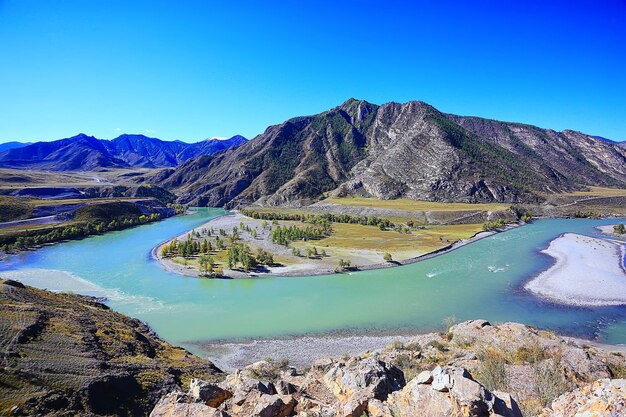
[152,99,378,207]
[176,135,248,162]
[0,141,31,152]
[0,134,128,170]
[0,279,222,416]
[0,134,247,170]
[152,99,626,207]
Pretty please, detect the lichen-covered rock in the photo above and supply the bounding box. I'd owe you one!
[541,378,626,417]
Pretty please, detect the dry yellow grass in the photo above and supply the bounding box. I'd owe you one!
[323,197,509,212]
[293,222,483,257]
[0,167,158,189]
[557,186,626,197]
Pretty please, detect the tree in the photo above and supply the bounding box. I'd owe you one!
[337,259,351,271]
[614,224,626,234]
[227,243,257,271]
[383,252,393,262]
[199,254,212,276]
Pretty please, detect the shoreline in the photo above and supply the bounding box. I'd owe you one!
[152,211,522,279]
[185,323,626,371]
[524,232,626,306]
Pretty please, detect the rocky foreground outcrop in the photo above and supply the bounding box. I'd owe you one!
[0,279,223,416]
[152,319,626,417]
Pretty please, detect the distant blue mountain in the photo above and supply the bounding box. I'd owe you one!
[593,135,626,148]
[0,134,246,171]
[0,141,31,153]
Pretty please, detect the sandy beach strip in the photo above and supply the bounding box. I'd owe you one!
[525,233,626,306]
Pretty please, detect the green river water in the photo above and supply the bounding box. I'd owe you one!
[1,208,625,348]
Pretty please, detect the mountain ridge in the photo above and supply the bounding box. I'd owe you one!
[0,133,247,170]
[149,98,626,207]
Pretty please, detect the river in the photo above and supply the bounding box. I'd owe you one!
[1,208,625,352]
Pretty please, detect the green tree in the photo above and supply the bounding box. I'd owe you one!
[199,254,211,276]
[383,252,393,262]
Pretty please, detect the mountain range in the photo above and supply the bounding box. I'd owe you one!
[0,134,247,170]
[147,99,626,207]
[0,141,32,153]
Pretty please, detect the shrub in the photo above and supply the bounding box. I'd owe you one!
[482,219,506,231]
[476,347,508,391]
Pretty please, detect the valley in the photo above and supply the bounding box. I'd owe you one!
[1,99,625,417]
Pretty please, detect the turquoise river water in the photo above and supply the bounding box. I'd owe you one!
[1,208,625,349]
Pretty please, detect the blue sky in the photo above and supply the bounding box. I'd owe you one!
[0,0,624,143]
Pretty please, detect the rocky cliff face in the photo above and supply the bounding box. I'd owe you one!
[151,319,626,417]
[151,99,626,208]
[0,279,223,416]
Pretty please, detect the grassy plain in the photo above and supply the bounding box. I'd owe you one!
[0,167,158,190]
[292,222,483,256]
[323,197,510,212]
[549,186,626,197]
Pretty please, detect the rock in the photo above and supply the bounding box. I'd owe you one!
[251,394,297,417]
[493,391,523,417]
[322,356,405,403]
[541,378,626,417]
[189,378,232,407]
[149,392,230,417]
[9,405,23,415]
[224,371,277,405]
[366,398,393,417]
[339,390,370,417]
[415,370,433,384]
[386,366,522,417]
[3,279,25,288]
[275,380,298,395]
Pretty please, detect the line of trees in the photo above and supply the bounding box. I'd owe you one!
[161,235,222,258]
[241,209,394,230]
[1,213,161,253]
[271,225,328,246]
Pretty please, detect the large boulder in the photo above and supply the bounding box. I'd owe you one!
[307,356,405,417]
[149,392,230,417]
[321,356,405,402]
[541,378,626,417]
[189,378,233,407]
[385,366,522,417]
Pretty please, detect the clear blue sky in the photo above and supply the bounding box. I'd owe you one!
[0,0,624,143]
